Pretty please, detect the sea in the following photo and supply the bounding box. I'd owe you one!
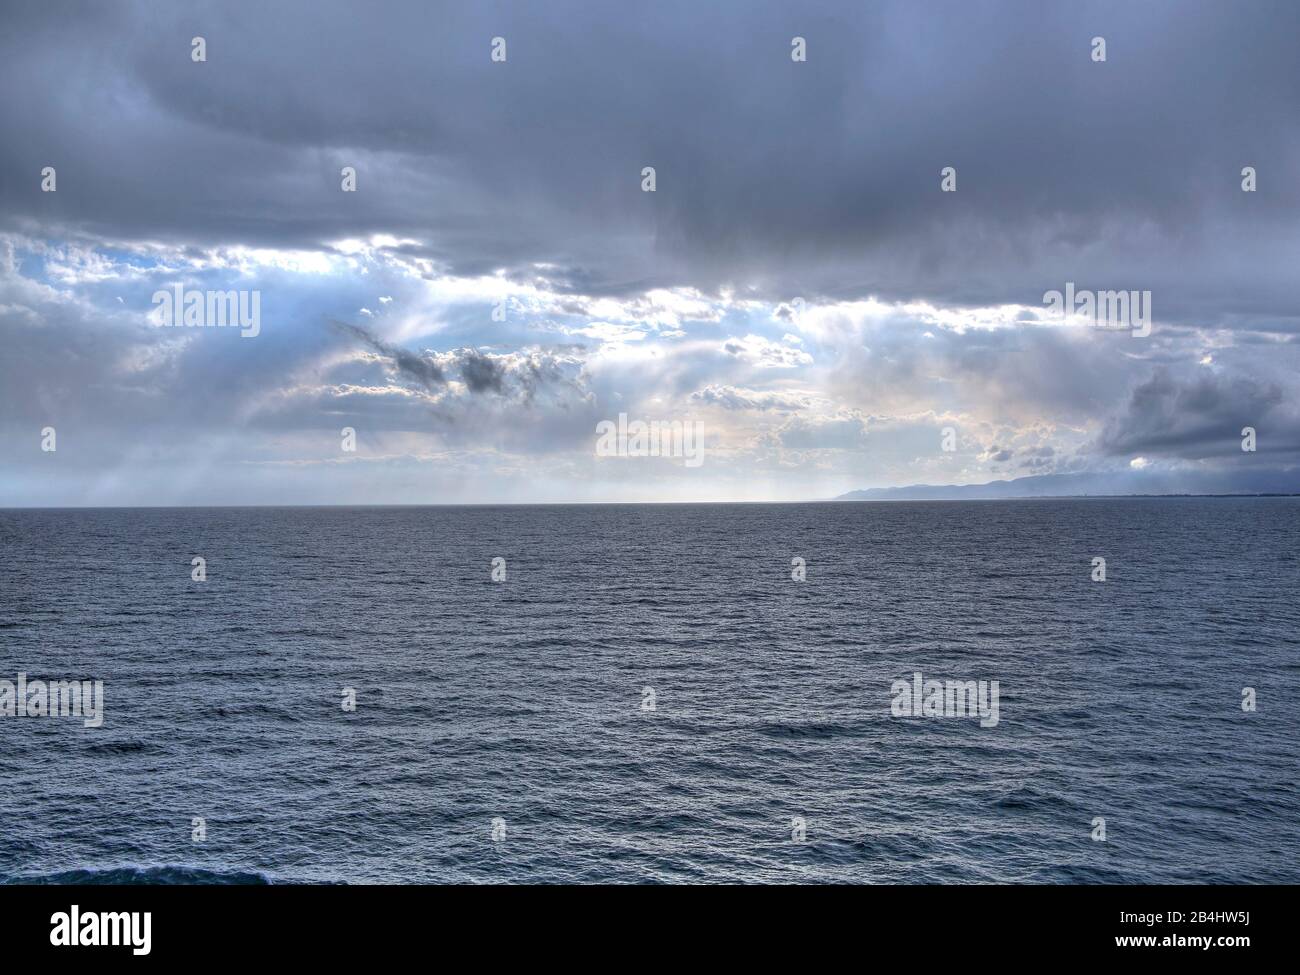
[1,499,1297,884]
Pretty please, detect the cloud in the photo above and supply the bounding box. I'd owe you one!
[331,319,446,390]
[775,415,870,451]
[4,0,1300,324]
[721,335,813,369]
[1094,369,1292,460]
[2,1,1299,503]
[457,349,506,393]
[690,385,809,412]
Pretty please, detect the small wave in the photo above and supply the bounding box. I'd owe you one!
[994,784,1071,812]
[82,740,165,756]
[755,720,859,740]
[6,865,275,885]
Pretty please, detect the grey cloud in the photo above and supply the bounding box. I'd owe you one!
[1094,369,1295,460]
[331,321,581,406]
[458,350,506,394]
[4,0,1300,503]
[332,320,446,390]
[4,1,1300,323]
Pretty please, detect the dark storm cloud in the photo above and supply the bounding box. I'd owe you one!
[331,319,573,403]
[4,0,1300,321]
[458,350,506,393]
[1094,369,1296,460]
[332,319,446,389]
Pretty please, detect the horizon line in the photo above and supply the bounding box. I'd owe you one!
[3,493,1299,511]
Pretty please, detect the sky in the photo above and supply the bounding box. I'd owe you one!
[2,0,1298,505]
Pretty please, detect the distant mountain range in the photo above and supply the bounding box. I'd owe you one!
[835,469,1300,501]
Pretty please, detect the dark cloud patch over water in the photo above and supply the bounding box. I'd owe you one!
[3,0,1300,320]
[1095,370,1295,460]
[331,319,446,390]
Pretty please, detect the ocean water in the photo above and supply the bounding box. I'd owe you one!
[0,499,1297,884]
